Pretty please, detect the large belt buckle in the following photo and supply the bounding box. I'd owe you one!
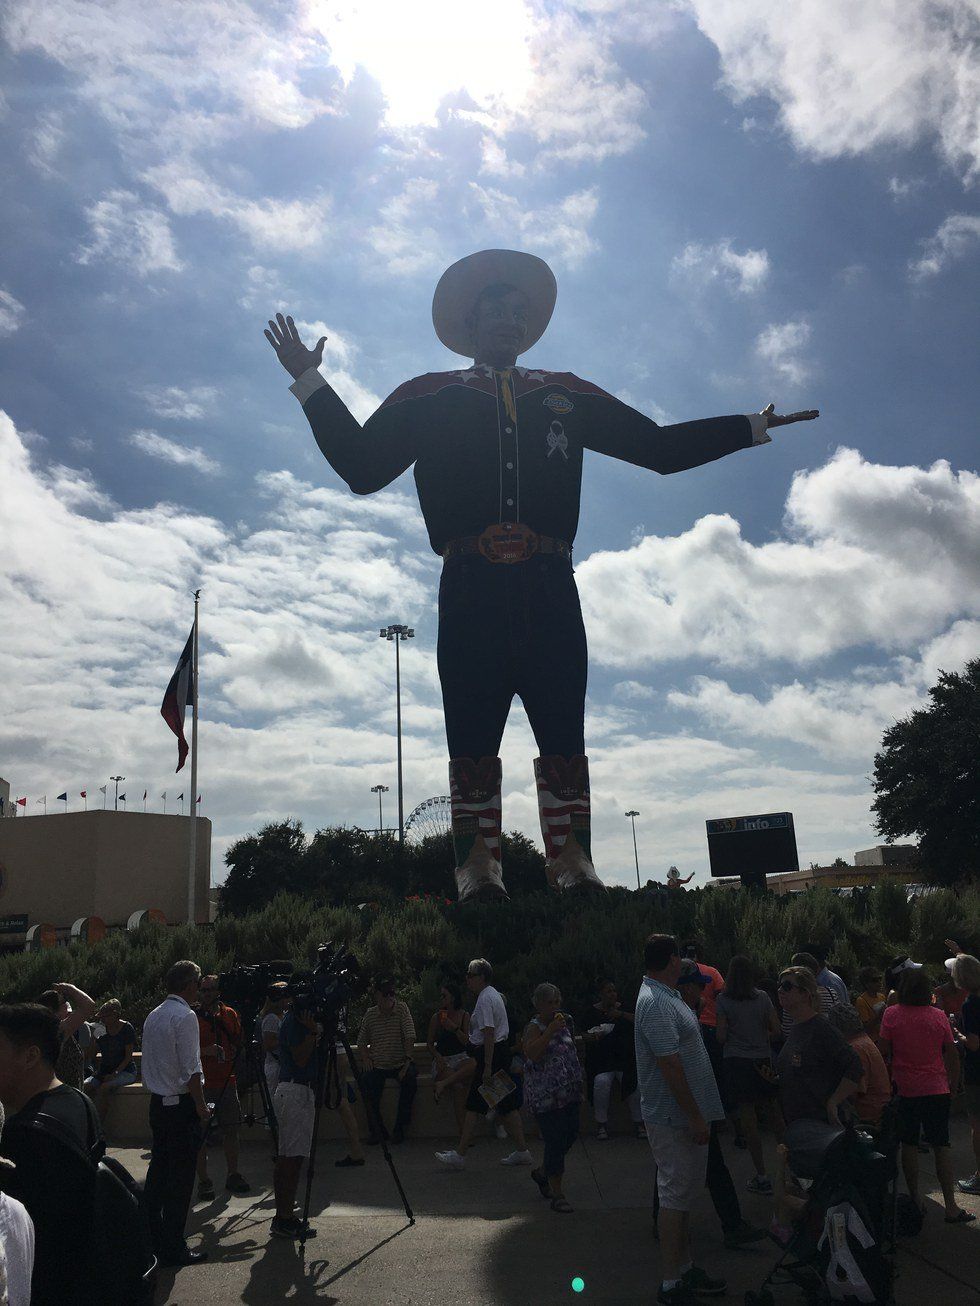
[478,522,539,564]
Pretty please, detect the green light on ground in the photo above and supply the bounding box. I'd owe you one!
[571,1278,585,1293]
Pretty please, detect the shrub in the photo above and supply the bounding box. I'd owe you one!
[1,885,977,1034]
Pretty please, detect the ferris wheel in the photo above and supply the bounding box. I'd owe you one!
[404,795,452,843]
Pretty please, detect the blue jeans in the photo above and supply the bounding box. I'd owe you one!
[535,1100,581,1178]
[437,553,587,759]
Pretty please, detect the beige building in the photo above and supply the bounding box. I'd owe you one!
[0,807,210,932]
[711,846,918,895]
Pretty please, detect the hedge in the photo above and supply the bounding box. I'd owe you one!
[0,883,977,1036]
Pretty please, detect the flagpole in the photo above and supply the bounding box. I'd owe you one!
[187,589,200,926]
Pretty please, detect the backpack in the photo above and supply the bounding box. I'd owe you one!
[8,1091,157,1304]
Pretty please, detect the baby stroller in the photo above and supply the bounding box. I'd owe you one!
[744,1117,898,1306]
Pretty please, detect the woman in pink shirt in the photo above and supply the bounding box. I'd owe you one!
[879,967,973,1224]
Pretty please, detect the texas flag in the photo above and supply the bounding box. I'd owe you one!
[161,627,194,772]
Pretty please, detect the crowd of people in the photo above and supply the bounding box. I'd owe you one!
[0,932,977,1303]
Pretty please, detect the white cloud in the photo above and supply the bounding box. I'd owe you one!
[29,109,65,173]
[1,1,333,141]
[139,386,217,421]
[293,321,383,423]
[578,447,980,670]
[755,319,811,387]
[143,162,329,252]
[76,190,183,275]
[0,408,442,852]
[467,183,600,269]
[363,178,446,278]
[129,429,221,475]
[671,237,770,295]
[668,616,980,765]
[668,674,920,762]
[239,265,290,313]
[0,288,26,335]
[503,8,649,165]
[686,0,980,179]
[887,175,925,201]
[908,213,980,280]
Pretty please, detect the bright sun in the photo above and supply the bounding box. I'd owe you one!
[309,0,535,128]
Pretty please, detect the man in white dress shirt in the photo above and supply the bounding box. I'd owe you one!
[140,960,211,1267]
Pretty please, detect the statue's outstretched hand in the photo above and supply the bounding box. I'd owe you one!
[264,313,327,380]
[761,401,819,429]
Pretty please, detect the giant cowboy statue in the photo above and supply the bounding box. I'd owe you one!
[265,250,818,903]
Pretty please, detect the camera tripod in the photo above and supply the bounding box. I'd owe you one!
[297,1020,414,1245]
[198,1007,279,1156]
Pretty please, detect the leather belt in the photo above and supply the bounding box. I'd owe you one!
[441,523,572,564]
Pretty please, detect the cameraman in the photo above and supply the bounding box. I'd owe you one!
[195,976,251,1200]
[271,1001,320,1239]
[259,982,290,1098]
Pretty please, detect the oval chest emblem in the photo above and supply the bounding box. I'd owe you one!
[543,393,574,415]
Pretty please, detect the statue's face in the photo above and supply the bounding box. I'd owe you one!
[470,287,529,363]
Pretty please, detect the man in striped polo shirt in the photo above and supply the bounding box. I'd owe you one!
[357,979,418,1144]
[636,935,726,1305]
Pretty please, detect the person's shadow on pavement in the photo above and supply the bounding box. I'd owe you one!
[241,1236,336,1305]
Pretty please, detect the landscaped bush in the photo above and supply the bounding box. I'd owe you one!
[0,885,977,1035]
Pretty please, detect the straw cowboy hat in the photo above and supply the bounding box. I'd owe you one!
[432,249,557,357]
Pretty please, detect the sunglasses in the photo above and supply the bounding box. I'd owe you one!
[778,980,803,993]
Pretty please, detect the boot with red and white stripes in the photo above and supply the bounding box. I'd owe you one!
[450,757,509,902]
[533,755,605,892]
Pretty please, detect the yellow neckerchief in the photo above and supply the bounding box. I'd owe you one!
[498,368,517,424]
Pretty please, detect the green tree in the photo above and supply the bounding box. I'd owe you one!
[220,821,552,915]
[871,659,980,886]
[220,819,307,916]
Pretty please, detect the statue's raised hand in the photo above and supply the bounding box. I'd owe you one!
[761,401,820,429]
[264,313,327,380]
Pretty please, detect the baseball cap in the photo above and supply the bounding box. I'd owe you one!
[677,960,710,987]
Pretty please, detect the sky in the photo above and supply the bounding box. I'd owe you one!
[1,0,978,891]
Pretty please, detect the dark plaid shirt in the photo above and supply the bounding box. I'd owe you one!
[292,364,760,555]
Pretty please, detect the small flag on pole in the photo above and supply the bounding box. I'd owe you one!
[196,795,202,806]
[15,798,27,809]
[161,628,195,772]
[99,784,107,809]
[57,792,68,812]
[80,790,88,811]
[36,796,47,815]
[119,793,126,806]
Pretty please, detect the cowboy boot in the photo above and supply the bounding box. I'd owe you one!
[450,757,509,902]
[534,755,605,893]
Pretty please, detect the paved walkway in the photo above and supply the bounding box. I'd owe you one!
[116,1116,980,1305]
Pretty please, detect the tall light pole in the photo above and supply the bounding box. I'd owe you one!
[625,810,641,890]
[111,776,125,812]
[371,783,389,833]
[379,625,414,842]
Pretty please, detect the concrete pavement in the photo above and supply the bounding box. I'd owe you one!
[116,1114,980,1305]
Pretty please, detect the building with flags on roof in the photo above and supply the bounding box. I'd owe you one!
[0,774,210,941]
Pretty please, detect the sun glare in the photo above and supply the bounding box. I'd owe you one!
[310,0,535,128]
